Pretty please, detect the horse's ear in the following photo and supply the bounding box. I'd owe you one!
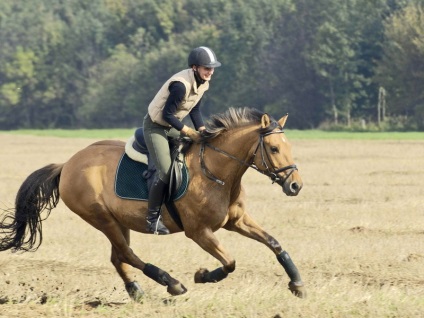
[278,113,288,128]
[261,114,271,128]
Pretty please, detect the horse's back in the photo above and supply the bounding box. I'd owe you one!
[90,140,125,148]
[63,139,125,171]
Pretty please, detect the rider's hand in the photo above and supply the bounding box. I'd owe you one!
[200,129,213,139]
[181,126,202,143]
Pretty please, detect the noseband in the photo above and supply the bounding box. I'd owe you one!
[199,129,297,186]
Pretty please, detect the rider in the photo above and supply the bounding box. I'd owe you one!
[143,46,221,235]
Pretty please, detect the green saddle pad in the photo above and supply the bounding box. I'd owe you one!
[114,153,189,201]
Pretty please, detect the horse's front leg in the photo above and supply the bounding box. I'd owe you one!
[185,227,236,284]
[224,199,306,298]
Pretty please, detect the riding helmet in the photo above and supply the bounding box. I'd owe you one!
[188,46,221,68]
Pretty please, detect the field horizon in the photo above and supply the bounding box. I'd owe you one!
[2,128,424,140]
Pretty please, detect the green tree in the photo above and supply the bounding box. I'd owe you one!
[375,2,424,130]
[263,0,397,128]
[0,0,420,130]
[79,44,140,127]
[0,2,48,128]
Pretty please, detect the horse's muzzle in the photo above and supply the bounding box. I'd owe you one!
[282,179,302,196]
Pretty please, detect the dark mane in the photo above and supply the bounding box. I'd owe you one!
[204,107,279,139]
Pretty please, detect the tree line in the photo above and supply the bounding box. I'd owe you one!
[0,0,423,130]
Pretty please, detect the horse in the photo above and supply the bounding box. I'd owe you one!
[0,107,306,300]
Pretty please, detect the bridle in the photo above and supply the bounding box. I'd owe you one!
[199,128,298,186]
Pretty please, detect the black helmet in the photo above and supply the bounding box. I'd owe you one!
[188,46,221,68]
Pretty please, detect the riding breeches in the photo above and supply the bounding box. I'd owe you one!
[142,115,179,184]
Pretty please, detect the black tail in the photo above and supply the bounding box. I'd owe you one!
[0,164,63,252]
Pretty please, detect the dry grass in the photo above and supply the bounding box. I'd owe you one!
[0,134,423,317]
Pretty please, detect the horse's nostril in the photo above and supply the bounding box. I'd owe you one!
[290,182,299,193]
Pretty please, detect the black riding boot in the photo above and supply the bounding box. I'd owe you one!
[146,177,170,235]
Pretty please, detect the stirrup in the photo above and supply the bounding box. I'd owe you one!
[147,217,170,235]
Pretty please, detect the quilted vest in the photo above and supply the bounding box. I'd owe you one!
[148,69,209,127]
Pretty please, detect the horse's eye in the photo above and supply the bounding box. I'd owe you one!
[270,146,279,154]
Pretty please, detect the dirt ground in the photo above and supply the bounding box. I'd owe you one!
[0,134,423,317]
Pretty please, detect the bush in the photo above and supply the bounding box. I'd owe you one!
[319,116,421,132]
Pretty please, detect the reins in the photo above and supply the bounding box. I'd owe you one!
[199,129,297,186]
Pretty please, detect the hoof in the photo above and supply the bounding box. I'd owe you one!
[167,282,187,296]
[194,268,209,284]
[288,281,307,298]
[125,281,144,302]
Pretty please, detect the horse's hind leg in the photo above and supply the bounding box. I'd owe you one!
[224,197,306,298]
[110,226,144,301]
[93,212,187,296]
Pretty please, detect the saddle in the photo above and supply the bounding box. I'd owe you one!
[127,128,190,200]
[119,128,192,229]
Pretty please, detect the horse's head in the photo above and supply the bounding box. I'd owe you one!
[252,113,303,196]
[202,107,302,196]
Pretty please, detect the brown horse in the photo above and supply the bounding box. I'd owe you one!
[0,107,305,300]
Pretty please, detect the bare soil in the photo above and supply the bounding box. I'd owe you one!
[0,134,423,317]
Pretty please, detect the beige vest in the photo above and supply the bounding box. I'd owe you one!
[148,69,209,127]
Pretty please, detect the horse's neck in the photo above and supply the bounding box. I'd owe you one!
[200,126,258,185]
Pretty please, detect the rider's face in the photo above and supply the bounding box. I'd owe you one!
[193,66,215,81]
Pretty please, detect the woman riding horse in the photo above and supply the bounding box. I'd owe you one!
[143,46,221,234]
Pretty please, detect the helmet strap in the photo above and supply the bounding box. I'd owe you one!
[193,66,206,85]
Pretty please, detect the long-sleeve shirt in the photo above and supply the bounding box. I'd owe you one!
[162,81,205,131]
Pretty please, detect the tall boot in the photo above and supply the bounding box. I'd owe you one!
[146,177,170,235]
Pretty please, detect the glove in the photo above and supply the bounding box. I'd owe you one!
[182,127,202,143]
[200,129,213,139]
